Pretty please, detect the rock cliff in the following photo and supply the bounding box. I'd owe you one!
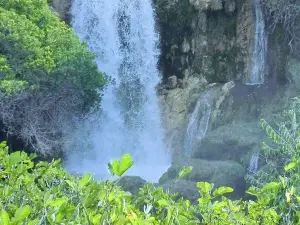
[49,0,71,24]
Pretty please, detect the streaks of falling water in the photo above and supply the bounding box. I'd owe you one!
[183,91,211,157]
[248,153,259,173]
[245,0,267,85]
[64,0,170,182]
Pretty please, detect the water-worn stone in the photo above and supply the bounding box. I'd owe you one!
[189,0,223,11]
[50,0,71,23]
[194,122,266,164]
[159,76,207,154]
[166,75,177,89]
[161,180,199,202]
[159,158,245,196]
[118,176,147,195]
[286,57,300,89]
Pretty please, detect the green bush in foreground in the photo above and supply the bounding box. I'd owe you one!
[0,142,299,224]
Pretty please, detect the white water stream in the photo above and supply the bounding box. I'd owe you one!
[248,153,259,173]
[183,91,211,157]
[245,0,267,85]
[64,0,170,182]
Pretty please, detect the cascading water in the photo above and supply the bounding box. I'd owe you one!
[183,91,211,157]
[64,0,170,182]
[247,153,259,173]
[245,0,267,85]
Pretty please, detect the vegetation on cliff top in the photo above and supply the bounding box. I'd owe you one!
[262,0,300,54]
[0,0,107,156]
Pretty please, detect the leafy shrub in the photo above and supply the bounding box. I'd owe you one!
[262,0,300,53]
[246,96,300,224]
[0,142,299,224]
[0,0,108,155]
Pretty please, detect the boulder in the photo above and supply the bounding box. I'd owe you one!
[162,180,199,202]
[118,176,147,195]
[166,75,177,89]
[50,0,71,23]
[194,122,265,163]
[189,0,223,11]
[159,158,245,196]
[159,76,207,154]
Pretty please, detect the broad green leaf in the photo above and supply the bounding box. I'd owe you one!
[212,186,233,197]
[296,211,300,220]
[246,187,258,196]
[197,182,214,196]
[27,219,39,225]
[108,159,119,176]
[177,166,193,179]
[108,154,134,176]
[79,173,92,189]
[119,154,134,176]
[65,180,75,189]
[286,192,291,203]
[0,141,7,149]
[48,197,68,207]
[261,182,280,192]
[0,210,10,225]
[157,199,169,207]
[92,214,101,224]
[279,176,286,188]
[13,205,30,222]
[284,162,296,172]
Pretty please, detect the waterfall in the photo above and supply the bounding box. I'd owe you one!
[245,0,267,85]
[64,0,170,182]
[183,91,211,157]
[247,153,259,173]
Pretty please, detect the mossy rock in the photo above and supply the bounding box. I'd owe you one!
[118,176,147,195]
[161,179,199,203]
[193,122,267,163]
[159,158,245,196]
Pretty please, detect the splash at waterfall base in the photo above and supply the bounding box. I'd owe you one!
[64,0,170,182]
[53,0,300,200]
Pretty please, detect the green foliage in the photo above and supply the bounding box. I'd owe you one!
[262,0,300,53]
[246,96,300,224]
[0,0,108,155]
[0,0,107,110]
[0,143,299,224]
[177,166,193,180]
[108,153,134,177]
[248,97,300,187]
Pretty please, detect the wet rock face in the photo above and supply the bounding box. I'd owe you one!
[193,122,266,163]
[166,75,178,89]
[156,0,243,84]
[118,176,147,195]
[49,0,72,23]
[156,0,288,85]
[158,76,208,155]
[189,0,223,11]
[159,158,246,198]
[161,179,199,202]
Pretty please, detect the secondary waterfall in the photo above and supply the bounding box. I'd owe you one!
[245,0,267,85]
[183,91,211,157]
[248,153,259,173]
[65,0,170,182]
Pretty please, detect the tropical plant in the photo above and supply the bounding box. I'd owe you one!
[262,0,300,53]
[246,96,300,224]
[0,141,299,224]
[0,0,108,155]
